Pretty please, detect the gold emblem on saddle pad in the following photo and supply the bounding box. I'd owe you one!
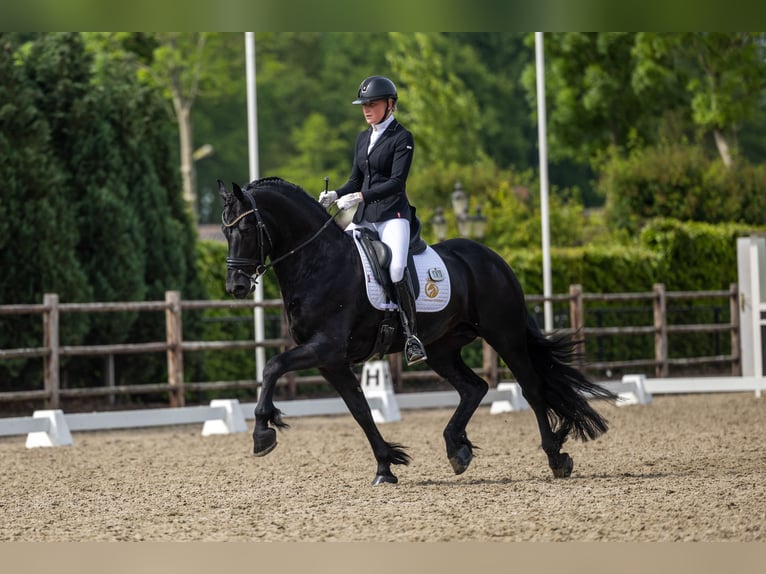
[425,280,440,299]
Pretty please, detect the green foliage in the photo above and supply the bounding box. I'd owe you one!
[280,112,351,191]
[498,217,755,298]
[635,33,766,165]
[525,32,766,174]
[24,33,147,343]
[499,243,661,297]
[0,34,90,388]
[638,218,758,291]
[497,219,753,374]
[443,33,536,170]
[601,143,766,233]
[387,33,486,168]
[191,241,254,384]
[521,33,658,165]
[0,33,205,393]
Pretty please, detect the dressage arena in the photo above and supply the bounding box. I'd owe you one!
[1,392,764,542]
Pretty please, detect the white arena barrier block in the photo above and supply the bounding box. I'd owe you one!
[490,382,530,414]
[361,360,401,423]
[617,374,653,406]
[201,399,248,436]
[26,410,73,448]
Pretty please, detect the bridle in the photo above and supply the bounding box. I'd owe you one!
[222,190,273,283]
[222,189,343,287]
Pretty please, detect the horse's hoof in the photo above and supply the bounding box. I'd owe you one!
[253,427,277,457]
[371,474,398,486]
[449,445,473,475]
[551,453,573,478]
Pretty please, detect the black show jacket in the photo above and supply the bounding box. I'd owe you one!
[336,119,415,225]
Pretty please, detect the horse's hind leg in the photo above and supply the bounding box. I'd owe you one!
[425,338,488,475]
[320,365,411,486]
[505,356,572,477]
[484,334,573,478]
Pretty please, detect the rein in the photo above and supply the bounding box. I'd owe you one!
[223,191,343,285]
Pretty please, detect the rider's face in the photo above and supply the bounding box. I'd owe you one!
[362,99,388,125]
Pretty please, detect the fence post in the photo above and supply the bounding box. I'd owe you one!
[569,284,585,365]
[43,293,60,409]
[281,306,297,399]
[165,290,185,407]
[653,283,668,377]
[730,282,741,376]
[388,353,402,391]
[482,340,498,387]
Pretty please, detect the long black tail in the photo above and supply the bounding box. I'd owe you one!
[525,315,616,441]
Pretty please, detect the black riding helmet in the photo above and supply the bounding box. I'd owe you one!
[352,75,398,104]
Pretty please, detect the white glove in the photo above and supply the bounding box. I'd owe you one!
[318,190,337,207]
[336,192,363,210]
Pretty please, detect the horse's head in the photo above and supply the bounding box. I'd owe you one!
[218,180,272,299]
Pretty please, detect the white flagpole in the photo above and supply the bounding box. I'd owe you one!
[535,32,553,332]
[245,32,265,383]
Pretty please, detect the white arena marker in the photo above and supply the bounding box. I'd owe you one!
[361,360,401,423]
[490,382,530,414]
[201,399,248,436]
[617,374,653,407]
[25,410,73,448]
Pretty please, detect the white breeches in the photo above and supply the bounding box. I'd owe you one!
[346,218,410,283]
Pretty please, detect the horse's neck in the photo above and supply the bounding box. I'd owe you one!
[271,231,354,301]
[264,200,353,294]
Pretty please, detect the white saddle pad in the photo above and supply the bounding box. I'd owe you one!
[352,230,451,312]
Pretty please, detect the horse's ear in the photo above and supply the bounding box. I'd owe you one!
[217,179,229,200]
[232,182,246,203]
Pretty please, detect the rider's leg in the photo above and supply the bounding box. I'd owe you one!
[393,271,427,365]
[378,218,427,366]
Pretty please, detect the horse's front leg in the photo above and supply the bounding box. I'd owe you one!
[320,365,411,485]
[252,343,323,456]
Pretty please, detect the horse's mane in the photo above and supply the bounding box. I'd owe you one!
[245,177,330,221]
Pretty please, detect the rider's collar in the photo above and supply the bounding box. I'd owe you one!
[373,114,395,132]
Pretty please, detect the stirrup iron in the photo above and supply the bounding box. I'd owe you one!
[404,335,427,366]
[395,272,427,366]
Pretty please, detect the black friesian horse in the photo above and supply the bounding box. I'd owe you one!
[219,177,615,485]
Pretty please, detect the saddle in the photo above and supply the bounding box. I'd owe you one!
[355,212,428,361]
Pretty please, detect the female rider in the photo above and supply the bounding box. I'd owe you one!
[319,75,426,366]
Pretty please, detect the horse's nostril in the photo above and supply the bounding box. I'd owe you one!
[232,284,250,299]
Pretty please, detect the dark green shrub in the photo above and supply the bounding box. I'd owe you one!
[601,144,766,233]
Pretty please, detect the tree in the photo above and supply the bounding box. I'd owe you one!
[446,32,536,170]
[387,33,486,168]
[0,34,90,308]
[1,33,206,390]
[521,33,665,166]
[23,33,147,342]
[0,34,90,388]
[107,33,244,219]
[634,32,766,167]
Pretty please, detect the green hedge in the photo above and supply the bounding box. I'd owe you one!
[500,217,760,295]
[601,144,766,232]
[496,218,764,372]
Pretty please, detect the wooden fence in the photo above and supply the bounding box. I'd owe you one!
[0,284,740,410]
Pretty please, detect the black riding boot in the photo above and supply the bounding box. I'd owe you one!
[394,273,427,366]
